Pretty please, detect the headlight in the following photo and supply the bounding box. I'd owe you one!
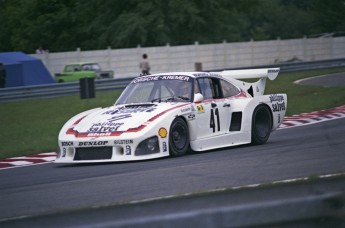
[135,136,160,156]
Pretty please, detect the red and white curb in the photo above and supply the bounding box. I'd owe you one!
[1,105,345,170]
[278,105,345,129]
[0,152,56,170]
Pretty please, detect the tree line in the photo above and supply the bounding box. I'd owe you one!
[0,0,344,54]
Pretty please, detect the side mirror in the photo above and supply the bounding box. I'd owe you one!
[193,93,204,102]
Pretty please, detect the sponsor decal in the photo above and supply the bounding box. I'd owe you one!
[270,94,286,112]
[159,128,167,138]
[131,75,191,84]
[159,75,190,81]
[163,142,167,152]
[197,104,204,113]
[62,148,67,157]
[131,76,160,83]
[181,107,191,113]
[188,113,195,120]
[268,69,279,73]
[78,141,108,146]
[103,107,156,115]
[67,104,188,138]
[278,113,281,123]
[193,73,210,77]
[125,145,131,155]
[61,141,73,146]
[273,102,286,112]
[269,94,284,103]
[114,139,134,144]
[88,122,124,133]
[87,133,111,137]
[106,114,132,121]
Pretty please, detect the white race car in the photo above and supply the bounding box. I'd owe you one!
[55,68,287,163]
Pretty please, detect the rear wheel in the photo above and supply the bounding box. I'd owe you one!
[251,105,272,145]
[169,118,189,157]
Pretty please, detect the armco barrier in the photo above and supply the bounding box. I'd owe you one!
[1,58,344,102]
[0,77,134,102]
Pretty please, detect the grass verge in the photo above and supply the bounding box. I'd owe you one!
[0,67,344,159]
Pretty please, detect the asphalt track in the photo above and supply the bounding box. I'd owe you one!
[0,116,345,224]
[295,72,345,87]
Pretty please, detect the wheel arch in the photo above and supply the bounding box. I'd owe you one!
[178,114,195,141]
[177,115,189,125]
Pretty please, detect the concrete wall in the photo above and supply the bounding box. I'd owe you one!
[33,36,345,79]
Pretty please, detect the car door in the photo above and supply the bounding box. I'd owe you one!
[193,77,231,139]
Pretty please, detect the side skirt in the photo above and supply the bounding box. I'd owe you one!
[190,131,251,151]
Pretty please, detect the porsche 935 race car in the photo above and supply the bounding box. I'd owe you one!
[55,68,287,163]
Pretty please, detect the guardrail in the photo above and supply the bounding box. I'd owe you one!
[0,77,134,102]
[1,58,345,102]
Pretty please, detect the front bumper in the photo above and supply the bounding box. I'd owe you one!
[55,136,169,163]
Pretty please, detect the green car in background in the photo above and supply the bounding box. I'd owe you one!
[55,62,114,82]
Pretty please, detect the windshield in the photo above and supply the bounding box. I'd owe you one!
[116,75,193,105]
[82,63,101,71]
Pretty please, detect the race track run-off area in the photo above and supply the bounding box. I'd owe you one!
[1,105,345,170]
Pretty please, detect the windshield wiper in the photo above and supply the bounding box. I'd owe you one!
[151,98,161,103]
[151,96,172,102]
[165,96,189,102]
[167,96,189,101]
[152,96,189,103]
[176,96,189,100]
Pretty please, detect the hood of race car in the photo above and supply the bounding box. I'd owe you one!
[69,103,189,137]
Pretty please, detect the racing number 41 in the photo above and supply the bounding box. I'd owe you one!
[210,108,220,133]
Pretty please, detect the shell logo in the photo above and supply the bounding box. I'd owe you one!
[158,127,167,138]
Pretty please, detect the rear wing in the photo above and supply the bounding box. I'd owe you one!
[218,68,280,81]
[214,68,280,97]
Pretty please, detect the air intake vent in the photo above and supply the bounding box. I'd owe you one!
[230,112,242,131]
[74,147,112,160]
[247,86,254,97]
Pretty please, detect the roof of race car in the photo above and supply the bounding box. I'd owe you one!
[129,72,224,84]
[137,72,222,79]
[136,68,280,81]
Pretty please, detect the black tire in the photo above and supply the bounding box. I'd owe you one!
[251,105,272,145]
[169,118,190,157]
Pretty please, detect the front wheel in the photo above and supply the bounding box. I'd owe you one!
[251,105,272,145]
[169,118,190,157]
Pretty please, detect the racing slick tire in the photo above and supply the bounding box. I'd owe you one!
[169,117,190,157]
[251,104,272,145]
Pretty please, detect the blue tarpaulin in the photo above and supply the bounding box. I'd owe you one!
[0,52,54,87]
